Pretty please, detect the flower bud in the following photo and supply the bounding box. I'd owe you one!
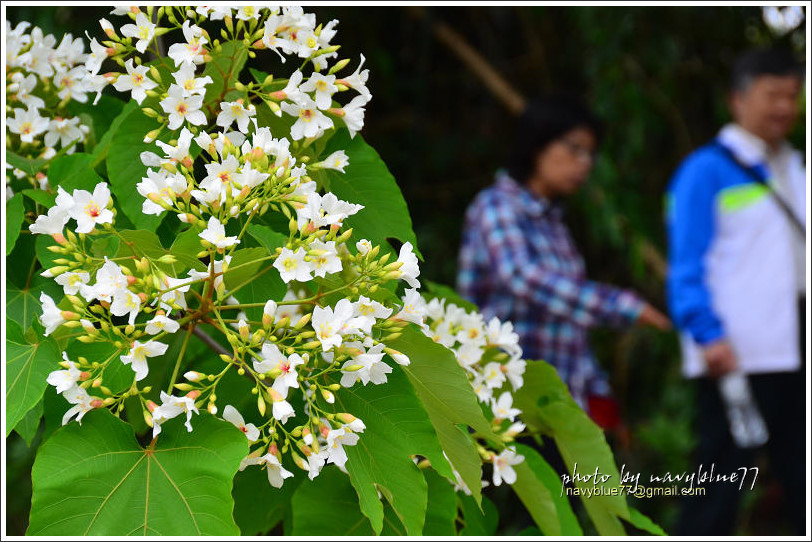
[335,412,357,425]
[320,389,335,404]
[293,313,312,329]
[146,400,158,412]
[186,390,201,400]
[90,399,104,409]
[257,393,266,416]
[328,58,351,75]
[184,371,203,382]
[174,383,194,391]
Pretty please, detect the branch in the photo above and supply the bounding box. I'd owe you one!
[192,325,229,356]
[404,6,526,115]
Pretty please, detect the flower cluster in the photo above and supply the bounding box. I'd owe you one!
[32,5,426,490]
[5,20,98,199]
[419,298,528,490]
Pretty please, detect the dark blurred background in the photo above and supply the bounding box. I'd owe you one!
[5,5,806,536]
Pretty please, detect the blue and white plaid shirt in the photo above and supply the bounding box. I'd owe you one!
[456,171,644,407]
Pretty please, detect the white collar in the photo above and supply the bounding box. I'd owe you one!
[717,123,793,167]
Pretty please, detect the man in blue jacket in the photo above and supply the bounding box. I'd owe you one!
[666,48,806,535]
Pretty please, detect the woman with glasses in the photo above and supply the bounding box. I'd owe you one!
[456,96,671,433]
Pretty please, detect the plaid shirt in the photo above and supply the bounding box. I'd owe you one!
[456,171,644,407]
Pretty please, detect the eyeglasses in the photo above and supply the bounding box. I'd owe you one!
[558,139,598,163]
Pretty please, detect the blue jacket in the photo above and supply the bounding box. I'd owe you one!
[665,124,805,377]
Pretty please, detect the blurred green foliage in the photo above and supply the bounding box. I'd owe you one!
[4,5,806,536]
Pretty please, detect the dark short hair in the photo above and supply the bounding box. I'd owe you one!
[730,48,804,93]
[506,96,603,185]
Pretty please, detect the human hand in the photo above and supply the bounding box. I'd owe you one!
[636,303,672,331]
[701,339,737,378]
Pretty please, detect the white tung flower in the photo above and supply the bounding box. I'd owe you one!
[47,352,82,394]
[396,241,421,288]
[39,293,66,336]
[171,63,213,97]
[491,447,524,486]
[339,94,369,139]
[61,386,100,426]
[300,72,338,110]
[273,247,313,283]
[55,271,91,296]
[68,182,114,233]
[222,405,260,442]
[120,11,155,53]
[112,58,157,104]
[308,240,342,278]
[110,287,141,326]
[325,427,359,470]
[491,391,522,422]
[240,453,295,489]
[121,340,168,381]
[340,343,392,387]
[316,150,349,173]
[7,107,49,143]
[145,314,180,335]
[44,116,84,149]
[199,216,240,249]
[167,20,207,67]
[151,391,199,437]
[216,100,256,133]
[281,97,333,140]
[312,299,358,351]
[29,205,70,236]
[160,84,206,130]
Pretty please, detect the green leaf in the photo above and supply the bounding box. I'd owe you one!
[35,231,62,273]
[246,223,288,253]
[513,360,629,535]
[232,466,302,535]
[7,225,37,289]
[626,507,667,536]
[48,153,103,193]
[28,410,248,535]
[167,227,207,276]
[290,466,374,535]
[334,366,453,535]
[459,494,499,536]
[203,40,249,104]
[6,193,25,255]
[6,149,47,177]
[222,247,279,295]
[115,229,165,259]
[227,224,289,319]
[13,397,44,447]
[6,319,61,436]
[388,325,498,506]
[511,443,582,535]
[91,100,138,167]
[312,129,421,258]
[423,468,458,535]
[21,188,56,208]
[106,106,163,230]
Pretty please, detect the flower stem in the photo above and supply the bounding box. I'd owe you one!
[167,324,195,393]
